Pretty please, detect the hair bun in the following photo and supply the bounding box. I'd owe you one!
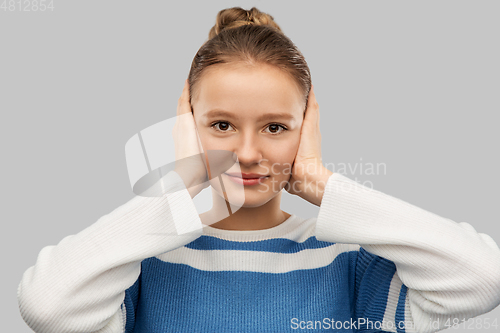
[208,6,282,39]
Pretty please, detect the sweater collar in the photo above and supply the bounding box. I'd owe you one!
[201,214,302,242]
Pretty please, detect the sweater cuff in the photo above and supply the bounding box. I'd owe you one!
[315,172,365,243]
[166,170,204,235]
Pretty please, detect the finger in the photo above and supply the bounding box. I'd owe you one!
[310,85,320,128]
[177,79,192,116]
[303,84,319,130]
[312,85,320,128]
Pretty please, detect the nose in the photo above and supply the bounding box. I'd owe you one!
[233,131,264,168]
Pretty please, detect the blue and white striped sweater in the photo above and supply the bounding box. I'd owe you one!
[124,224,409,332]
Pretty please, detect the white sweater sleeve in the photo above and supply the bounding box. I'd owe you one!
[17,170,203,333]
[315,172,500,333]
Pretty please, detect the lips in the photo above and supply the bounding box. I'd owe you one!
[225,172,269,179]
[224,173,269,186]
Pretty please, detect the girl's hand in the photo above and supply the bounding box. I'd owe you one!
[172,79,210,199]
[284,85,333,206]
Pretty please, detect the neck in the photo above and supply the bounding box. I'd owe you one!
[201,189,290,231]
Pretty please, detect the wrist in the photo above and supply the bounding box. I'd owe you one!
[297,167,333,206]
[173,168,203,199]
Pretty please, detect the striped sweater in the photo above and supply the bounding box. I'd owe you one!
[17,171,500,333]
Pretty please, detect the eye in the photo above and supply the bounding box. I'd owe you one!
[264,123,288,135]
[211,121,235,133]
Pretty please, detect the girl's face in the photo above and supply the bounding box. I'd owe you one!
[191,62,305,207]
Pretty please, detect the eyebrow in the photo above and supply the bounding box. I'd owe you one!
[202,109,295,122]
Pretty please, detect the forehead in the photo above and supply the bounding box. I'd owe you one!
[193,63,303,120]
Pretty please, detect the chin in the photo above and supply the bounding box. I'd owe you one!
[239,196,273,208]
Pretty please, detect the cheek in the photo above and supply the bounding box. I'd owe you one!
[265,136,300,173]
[196,127,219,151]
[197,134,233,157]
[268,144,296,162]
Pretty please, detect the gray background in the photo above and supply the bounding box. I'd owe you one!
[1,0,499,332]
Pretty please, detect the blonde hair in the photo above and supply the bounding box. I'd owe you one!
[208,6,282,39]
[188,6,311,109]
